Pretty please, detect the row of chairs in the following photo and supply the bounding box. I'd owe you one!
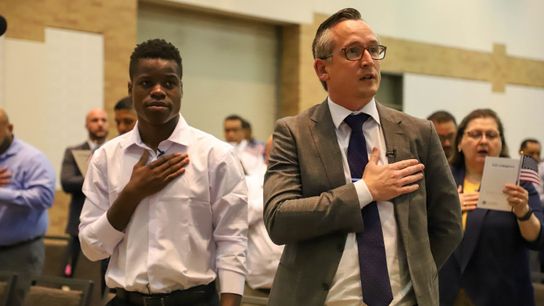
[0,272,93,306]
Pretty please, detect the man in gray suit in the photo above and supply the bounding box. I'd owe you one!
[263,8,462,306]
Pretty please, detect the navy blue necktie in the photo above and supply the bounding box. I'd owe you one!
[344,114,393,306]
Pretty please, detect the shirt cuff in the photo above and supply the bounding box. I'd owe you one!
[353,180,374,209]
[0,188,15,202]
[217,269,245,295]
[83,213,125,258]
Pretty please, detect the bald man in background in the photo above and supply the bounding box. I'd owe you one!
[0,107,55,306]
[61,108,108,277]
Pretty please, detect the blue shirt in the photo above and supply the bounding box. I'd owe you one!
[0,138,55,246]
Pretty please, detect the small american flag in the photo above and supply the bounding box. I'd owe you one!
[518,155,541,186]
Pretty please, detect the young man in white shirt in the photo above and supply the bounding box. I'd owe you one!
[79,38,248,306]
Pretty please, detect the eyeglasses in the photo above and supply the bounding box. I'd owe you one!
[320,45,387,61]
[342,45,387,61]
[464,130,500,141]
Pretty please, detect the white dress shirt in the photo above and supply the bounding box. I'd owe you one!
[231,139,266,176]
[325,98,415,306]
[245,165,284,289]
[79,115,248,295]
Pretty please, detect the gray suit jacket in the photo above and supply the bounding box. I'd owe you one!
[61,141,89,235]
[263,100,462,306]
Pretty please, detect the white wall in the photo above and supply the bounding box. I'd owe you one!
[166,0,544,60]
[164,0,315,24]
[138,4,278,142]
[315,0,544,60]
[2,28,103,186]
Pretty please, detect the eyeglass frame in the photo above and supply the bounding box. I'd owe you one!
[320,44,387,61]
[464,129,501,141]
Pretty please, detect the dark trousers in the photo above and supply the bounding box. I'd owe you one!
[63,234,80,277]
[0,237,44,306]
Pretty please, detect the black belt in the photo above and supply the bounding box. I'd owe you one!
[116,281,216,306]
[0,236,42,250]
[254,287,270,295]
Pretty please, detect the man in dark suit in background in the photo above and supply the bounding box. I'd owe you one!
[61,108,108,277]
[263,8,462,306]
[427,110,457,160]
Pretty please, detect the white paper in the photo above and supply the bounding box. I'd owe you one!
[71,149,92,177]
[477,156,519,211]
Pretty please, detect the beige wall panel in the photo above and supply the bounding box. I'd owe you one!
[279,25,301,118]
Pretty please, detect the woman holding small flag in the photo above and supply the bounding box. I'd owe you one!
[439,109,543,306]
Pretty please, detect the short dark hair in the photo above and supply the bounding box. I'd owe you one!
[519,138,540,152]
[312,8,362,59]
[225,114,244,124]
[427,110,457,125]
[114,96,133,111]
[312,8,362,90]
[241,118,251,130]
[450,108,509,168]
[129,39,182,80]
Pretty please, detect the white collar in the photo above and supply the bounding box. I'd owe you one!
[327,97,381,129]
[119,114,190,150]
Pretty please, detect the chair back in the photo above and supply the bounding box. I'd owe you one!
[0,271,17,306]
[23,275,93,306]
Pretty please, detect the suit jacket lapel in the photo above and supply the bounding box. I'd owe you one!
[310,101,347,189]
[81,141,91,150]
[376,104,411,232]
[451,167,488,272]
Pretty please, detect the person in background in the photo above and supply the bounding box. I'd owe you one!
[114,96,137,135]
[0,107,55,306]
[263,8,461,306]
[224,114,245,145]
[519,138,542,202]
[224,114,264,175]
[519,138,541,162]
[61,108,108,278]
[519,138,544,277]
[241,118,265,160]
[79,38,248,306]
[439,109,544,306]
[428,110,457,160]
[245,135,283,297]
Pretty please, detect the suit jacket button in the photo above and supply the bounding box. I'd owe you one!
[337,243,344,252]
[322,283,330,290]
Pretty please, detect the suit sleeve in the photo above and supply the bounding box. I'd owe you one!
[60,147,84,194]
[263,118,363,245]
[424,122,463,269]
[521,181,544,249]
